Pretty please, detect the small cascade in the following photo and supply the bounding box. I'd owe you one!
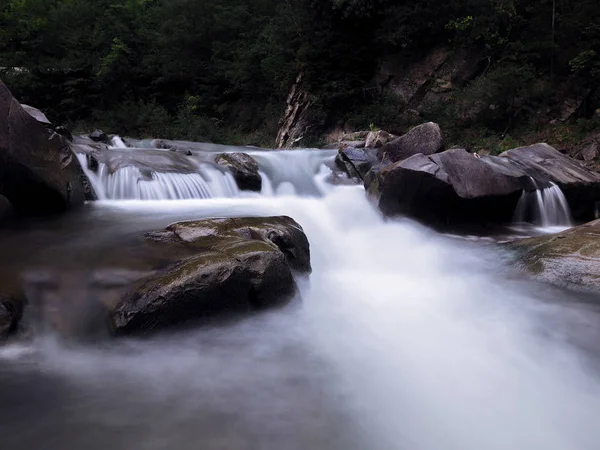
[110,136,128,148]
[75,143,337,201]
[514,179,573,227]
[76,154,240,200]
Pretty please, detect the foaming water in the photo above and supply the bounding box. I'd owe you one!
[1,189,600,449]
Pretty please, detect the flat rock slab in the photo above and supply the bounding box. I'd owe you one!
[509,220,600,293]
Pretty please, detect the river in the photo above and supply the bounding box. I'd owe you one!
[1,146,600,450]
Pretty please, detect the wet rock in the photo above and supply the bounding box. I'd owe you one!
[216,153,262,192]
[0,81,94,215]
[509,220,600,293]
[111,216,311,335]
[368,148,522,227]
[20,104,51,125]
[378,122,444,163]
[335,147,380,181]
[89,130,109,143]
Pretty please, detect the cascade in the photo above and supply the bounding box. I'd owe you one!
[514,178,573,227]
[76,142,336,201]
[110,136,128,148]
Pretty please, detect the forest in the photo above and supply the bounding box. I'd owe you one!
[1,0,599,149]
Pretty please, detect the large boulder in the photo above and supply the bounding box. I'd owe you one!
[378,122,444,163]
[509,220,600,293]
[368,148,523,227]
[366,141,600,228]
[216,152,262,192]
[20,104,51,125]
[19,216,311,337]
[0,81,94,215]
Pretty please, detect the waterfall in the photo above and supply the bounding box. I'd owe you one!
[514,180,573,227]
[76,144,336,201]
[110,136,128,148]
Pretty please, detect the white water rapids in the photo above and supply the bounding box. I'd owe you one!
[1,146,600,449]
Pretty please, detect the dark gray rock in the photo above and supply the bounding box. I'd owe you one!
[216,153,262,192]
[378,122,444,163]
[0,81,94,215]
[89,130,109,143]
[368,148,522,227]
[335,147,380,181]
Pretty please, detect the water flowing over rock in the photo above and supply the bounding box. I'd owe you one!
[513,181,573,227]
[366,136,600,227]
[495,144,600,221]
[368,148,522,227]
[216,152,262,191]
[378,122,444,163]
[509,220,600,292]
[0,81,94,215]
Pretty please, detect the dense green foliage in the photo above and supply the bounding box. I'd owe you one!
[1,0,600,147]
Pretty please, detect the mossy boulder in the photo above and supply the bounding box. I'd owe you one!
[111,216,310,335]
[509,220,600,292]
[14,216,311,338]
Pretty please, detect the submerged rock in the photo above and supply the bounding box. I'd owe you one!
[509,220,600,293]
[216,152,262,192]
[378,122,444,162]
[0,81,94,215]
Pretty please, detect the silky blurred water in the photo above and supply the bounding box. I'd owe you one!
[1,153,600,450]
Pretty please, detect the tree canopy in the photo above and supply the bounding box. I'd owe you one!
[1,0,599,146]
